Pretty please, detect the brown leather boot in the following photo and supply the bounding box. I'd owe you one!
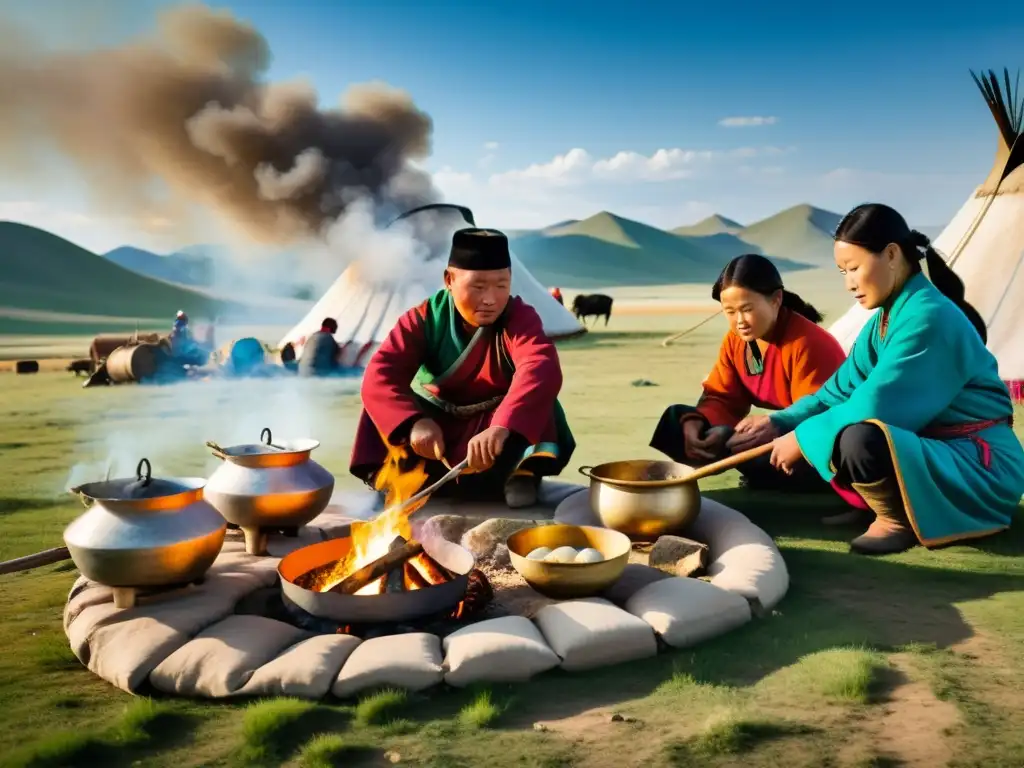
[848,478,918,555]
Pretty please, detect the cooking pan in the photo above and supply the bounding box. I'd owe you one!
[578,443,773,538]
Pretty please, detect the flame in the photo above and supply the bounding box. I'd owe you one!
[317,443,430,593]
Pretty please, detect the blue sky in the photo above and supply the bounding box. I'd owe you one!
[1,0,1021,251]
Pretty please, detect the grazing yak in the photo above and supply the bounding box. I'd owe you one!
[571,293,614,326]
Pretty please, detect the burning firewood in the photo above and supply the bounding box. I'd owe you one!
[417,552,455,584]
[403,561,430,590]
[385,536,409,594]
[330,538,424,595]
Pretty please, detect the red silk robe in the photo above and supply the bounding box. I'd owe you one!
[349,290,574,488]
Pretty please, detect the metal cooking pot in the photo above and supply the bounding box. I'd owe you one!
[578,444,772,538]
[204,428,335,555]
[64,458,227,608]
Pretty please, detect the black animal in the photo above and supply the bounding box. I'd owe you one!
[571,293,614,326]
[66,359,93,377]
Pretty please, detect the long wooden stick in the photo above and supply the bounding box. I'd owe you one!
[0,547,71,575]
[330,538,424,595]
[683,443,774,483]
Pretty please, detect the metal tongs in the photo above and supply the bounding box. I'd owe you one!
[386,457,469,516]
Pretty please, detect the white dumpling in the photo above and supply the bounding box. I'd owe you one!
[575,547,605,563]
[544,546,579,563]
[526,546,553,561]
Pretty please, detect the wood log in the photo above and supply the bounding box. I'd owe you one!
[403,560,430,590]
[0,547,72,575]
[417,552,455,584]
[385,536,408,594]
[330,538,423,595]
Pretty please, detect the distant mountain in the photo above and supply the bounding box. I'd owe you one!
[672,214,743,237]
[0,221,242,321]
[508,211,810,289]
[104,246,213,287]
[735,204,843,266]
[543,219,580,231]
[102,243,320,301]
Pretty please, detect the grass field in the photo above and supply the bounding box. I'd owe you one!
[1,295,1023,768]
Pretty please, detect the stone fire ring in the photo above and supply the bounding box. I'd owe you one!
[62,482,788,700]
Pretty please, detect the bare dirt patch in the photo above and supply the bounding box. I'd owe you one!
[819,584,974,649]
[841,653,960,767]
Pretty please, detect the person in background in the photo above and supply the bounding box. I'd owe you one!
[549,286,564,306]
[280,342,299,372]
[650,253,847,492]
[350,227,575,509]
[169,310,191,350]
[764,203,1024,555]
[298,317,341,377]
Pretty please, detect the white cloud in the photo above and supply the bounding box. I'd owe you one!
[426,144,801,231]
[719,116,779,128]
[486,145,790,187]
[483,141,500,151]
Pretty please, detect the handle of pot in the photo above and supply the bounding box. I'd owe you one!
[136,458,152,485]
[261,428,272,445]
[683,442,774,483]
[577,466,596,480]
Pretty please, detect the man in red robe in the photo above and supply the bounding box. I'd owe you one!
[350,228,575,508]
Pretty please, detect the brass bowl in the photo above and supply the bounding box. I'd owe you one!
[506,524,631,599]
[578,460,700,539]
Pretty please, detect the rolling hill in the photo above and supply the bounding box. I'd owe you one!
[509,211,813,289]
[0,221,243,323]
[733,204,843,267]
[672,214,743,236]
[104,246,213,287]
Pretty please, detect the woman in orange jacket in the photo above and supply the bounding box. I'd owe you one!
[650,253,847,491]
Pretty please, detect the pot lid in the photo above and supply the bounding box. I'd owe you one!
[72,458,202,501]
[208,428,319,458]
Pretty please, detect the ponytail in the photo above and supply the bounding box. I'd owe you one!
[907,230,987,342]
[780,290,824,324]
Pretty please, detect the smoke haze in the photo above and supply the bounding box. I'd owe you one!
[0,3,439,247]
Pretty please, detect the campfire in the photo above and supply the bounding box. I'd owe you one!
[281,445,492,627]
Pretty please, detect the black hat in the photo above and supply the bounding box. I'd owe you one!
[448,228,512,271]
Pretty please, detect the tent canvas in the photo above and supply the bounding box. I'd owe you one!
[828,69,1024,392]
[280,208,585,366]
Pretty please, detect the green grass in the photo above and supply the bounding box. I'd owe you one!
[295,734,358,768]
[0,222,235,319]
[666,710,815,760]
[352,689,408,727]
[457,688,505,729]
[3,697,192,768]
[1,311,1023,767]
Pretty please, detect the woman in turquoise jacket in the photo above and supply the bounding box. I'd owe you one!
[745,203,1024,555]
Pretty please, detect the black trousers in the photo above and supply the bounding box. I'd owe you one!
[833,423,895,486]
[650,404,829,493]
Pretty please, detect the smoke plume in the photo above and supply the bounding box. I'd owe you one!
[0,3,439,245]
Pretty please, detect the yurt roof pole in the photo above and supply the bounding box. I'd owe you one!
[971,68,1023,157]
[387,203,476,229]
[944,69,1022,269]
